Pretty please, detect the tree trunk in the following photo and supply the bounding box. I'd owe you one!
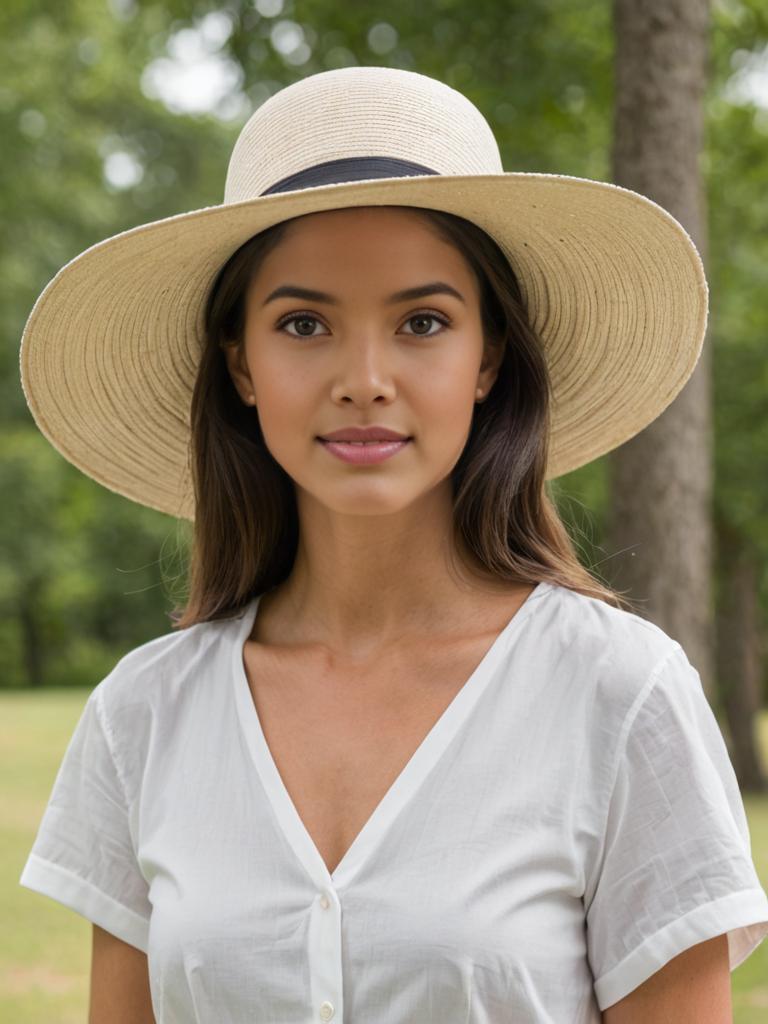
[715,517,767,792]
[608,0,713,695]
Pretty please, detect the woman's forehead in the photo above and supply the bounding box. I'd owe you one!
[248,209,475,295]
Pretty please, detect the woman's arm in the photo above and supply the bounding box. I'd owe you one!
[602,933,731,1023]
[89,924,155,1024]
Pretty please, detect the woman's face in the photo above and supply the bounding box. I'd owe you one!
[223,206,501,517]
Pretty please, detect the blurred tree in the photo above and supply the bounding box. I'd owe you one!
[0,427,183,688]
[606,0,713,682]
[707,0,768,788]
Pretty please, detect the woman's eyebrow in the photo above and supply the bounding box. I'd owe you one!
[261,282,466,307]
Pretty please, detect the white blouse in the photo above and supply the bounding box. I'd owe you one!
[19,580,768,1023]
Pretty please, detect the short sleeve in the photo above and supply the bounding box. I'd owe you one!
[585,643,768,1011]
[18,686,151,952]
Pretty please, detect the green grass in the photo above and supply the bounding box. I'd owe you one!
[2,690,768,1021]
[1,689,93,1024]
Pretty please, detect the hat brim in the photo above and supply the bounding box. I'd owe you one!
[19,172,708,520]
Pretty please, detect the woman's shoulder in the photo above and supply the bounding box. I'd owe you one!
[541,581,689,708]
[92,602,252,718]
[547,580,679,647]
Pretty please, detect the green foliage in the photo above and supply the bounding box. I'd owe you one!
[0,429,186,688]
[707,0,768,618]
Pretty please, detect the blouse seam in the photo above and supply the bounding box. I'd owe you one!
[585,641,684,908]
[92,687,132,814]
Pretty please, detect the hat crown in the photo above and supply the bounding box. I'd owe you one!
[224,66,503,203]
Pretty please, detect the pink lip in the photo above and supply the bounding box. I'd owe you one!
[318,439,411,465]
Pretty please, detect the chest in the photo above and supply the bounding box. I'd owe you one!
[240,635,505,877]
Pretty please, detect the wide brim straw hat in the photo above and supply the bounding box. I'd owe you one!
[19,65,708,522]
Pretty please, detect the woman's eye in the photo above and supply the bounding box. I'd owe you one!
[277,314,328,338]
[401,312,450,336]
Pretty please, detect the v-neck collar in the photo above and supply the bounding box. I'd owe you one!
[231,581,555,892]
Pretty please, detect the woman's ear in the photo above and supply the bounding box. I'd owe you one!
[220,340,256,406]
[476,337,504,401]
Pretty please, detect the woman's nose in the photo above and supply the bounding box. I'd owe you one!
[329,338,398,404]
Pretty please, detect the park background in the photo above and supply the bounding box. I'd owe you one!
[2,0,768,1019]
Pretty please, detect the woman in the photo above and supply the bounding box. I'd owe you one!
[19,65,768,1023]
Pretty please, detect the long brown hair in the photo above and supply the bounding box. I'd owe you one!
[170,205,633,628]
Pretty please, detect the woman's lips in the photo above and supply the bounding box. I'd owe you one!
[317,438,412,465]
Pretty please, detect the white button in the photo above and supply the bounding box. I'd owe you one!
[319,893,330,909]
[319,1001,335,1021]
